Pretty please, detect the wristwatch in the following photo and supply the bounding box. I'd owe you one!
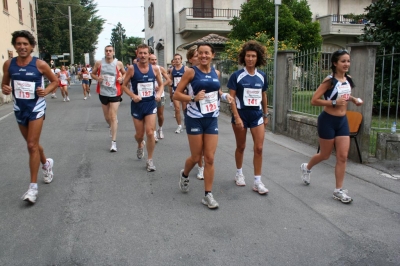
[191,95,195,102]
[332,100,337,107]
[263,113,270,118]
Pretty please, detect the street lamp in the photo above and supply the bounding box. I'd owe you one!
[272,0,281,133]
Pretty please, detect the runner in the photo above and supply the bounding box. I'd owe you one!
[80,67,90,99]
[149,53,171,142]
[173,43,231,209]
[57,65,70,102]
[122,44,164,171]
[228,40,269,195]
[1,30,58,203]
[167,59,175,109]
[50,66,60,99]
[87,64,93,96]
[170,54,188,133]
[91,45,126,152]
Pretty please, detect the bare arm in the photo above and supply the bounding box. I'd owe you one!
[1,60,12,95]
[152,65,163,101]
[90,60,101,81]
[121,65,140,102]
[172,68,197,102]
[37,60,58,96]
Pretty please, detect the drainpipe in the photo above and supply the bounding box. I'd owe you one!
[172,0,175,57]
[337,0,340,22]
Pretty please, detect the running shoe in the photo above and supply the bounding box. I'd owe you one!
[42,158,54,184]
[196,166,204,180]
[235,173,246,186]
[110,141,117,152]
[84,97,87,100]
[333,189,353,203]
[63,98,66,102]
[157,128,164,139]
[51,93,57,99]
[170,102,173,107]
[253,181,269,195]
[88,93,91,98]
[179,169,189,193]
[66,97,70,102]
[21,188,38,203]
[300,163,311,185]
[146,159,156,172]
[175,125,182,134]
[154,131,159,143]
[202,193,219,209]
[137,140,146,159]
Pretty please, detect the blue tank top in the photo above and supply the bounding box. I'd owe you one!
[323,75,352,101]
[186,66,220,118]
[171,66,185,91]
[9,57,46,113]
[130,63,156,102]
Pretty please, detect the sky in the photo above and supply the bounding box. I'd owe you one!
[94,0,145,60]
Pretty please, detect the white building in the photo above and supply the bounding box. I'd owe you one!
[1,0,39,103]
[144,0,375,68]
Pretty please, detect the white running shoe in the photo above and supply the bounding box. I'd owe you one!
[202,193,219,209]
[157,128,164,139]
[235,173,246,186]
[300,163,311,185]
[42,158,54,184]
[137,140,146,159]
[179,169,189,193]
[146,159,156,172]
[196,166,204,180]
[88,93,91,98]
[63,98,66,102]
[51,93,56,99]
[154,131,159,143]
[110,141,117,152]
[21,188,38,203]
[175,125,182,134]
[84,97,87,100]
[253,181,269,195]
[170,102,173,107]
[66,97,70,102]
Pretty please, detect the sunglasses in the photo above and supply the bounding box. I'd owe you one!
[337,49,349,54]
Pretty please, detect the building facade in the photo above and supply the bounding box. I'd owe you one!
[144,0,375,68]
[1,0,39,103]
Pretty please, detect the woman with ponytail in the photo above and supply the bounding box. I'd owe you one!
[299,50,363,204]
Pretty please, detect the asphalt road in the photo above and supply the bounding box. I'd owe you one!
[0,82,399,266]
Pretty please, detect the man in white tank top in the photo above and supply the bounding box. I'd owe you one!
[91,45,126,152]
[150,54,171,141]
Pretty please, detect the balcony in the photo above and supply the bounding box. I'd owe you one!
[317,15,367,38]
[178,8,240,38]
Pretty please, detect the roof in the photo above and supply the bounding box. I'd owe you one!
[182,34,228,50]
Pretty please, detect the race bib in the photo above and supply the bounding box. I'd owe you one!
[243,88,262,106]
[337,83,351,101]
[137,82,154,98]
[14,80,35,100]
[199,91,218,114]
[60,80,67,85]
[174,77,181,87]
[102,75,115,87]
[82,74,89,79]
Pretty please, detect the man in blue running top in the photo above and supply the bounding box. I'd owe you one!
[1,30,58,204]
[122,44,164,172]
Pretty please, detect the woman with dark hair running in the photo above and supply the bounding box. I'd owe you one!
[173,43,231,209]
[300,49,363,203]
[228,40,269,195]
[80,67,90,100]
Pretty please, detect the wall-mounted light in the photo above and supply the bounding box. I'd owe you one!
[195,25,198,28]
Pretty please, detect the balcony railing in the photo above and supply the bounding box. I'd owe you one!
[182,8,240,19]
[331,14,369,24]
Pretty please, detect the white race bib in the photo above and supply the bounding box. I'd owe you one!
[137,82,154,98]
[14,80,35,100]
[174,77,181,87]
[82,74,89,79]
[199,91,218,114]
[243,88,262,106]
[102,75,115,87]
[337,83,351,101]
[60,80,67,85]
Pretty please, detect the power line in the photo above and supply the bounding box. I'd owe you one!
[38,1,143,8]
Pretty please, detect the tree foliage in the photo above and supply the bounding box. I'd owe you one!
[229,0,321,52]
[37,0,105,65]
[359,0,400,113]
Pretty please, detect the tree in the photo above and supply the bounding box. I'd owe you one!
[229,0,321,51]
[37,0,105,65]
[121,37,143,63]
[110,23,127,62]
[359,0,400,113]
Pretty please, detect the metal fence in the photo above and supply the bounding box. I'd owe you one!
[369,47,400,155]
[290,48,333,116]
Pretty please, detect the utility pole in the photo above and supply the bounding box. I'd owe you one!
[68,6,74,65]
[272,0,281,133]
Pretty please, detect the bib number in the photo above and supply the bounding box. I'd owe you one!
[174,77,181,87]
[14,80,35,100]
[199,91,218,114]
[137,82,154,98]
[82,74,89,79]
[243,88,262,106]
[60,80,67,85]
[102,75,115,87]
[337,83,351,101]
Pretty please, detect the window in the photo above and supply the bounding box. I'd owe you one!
[3,0,8,11]
[148,2,154,28]
[18,0,22,23]
[30,3,35,31]
[193,0,213,18]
